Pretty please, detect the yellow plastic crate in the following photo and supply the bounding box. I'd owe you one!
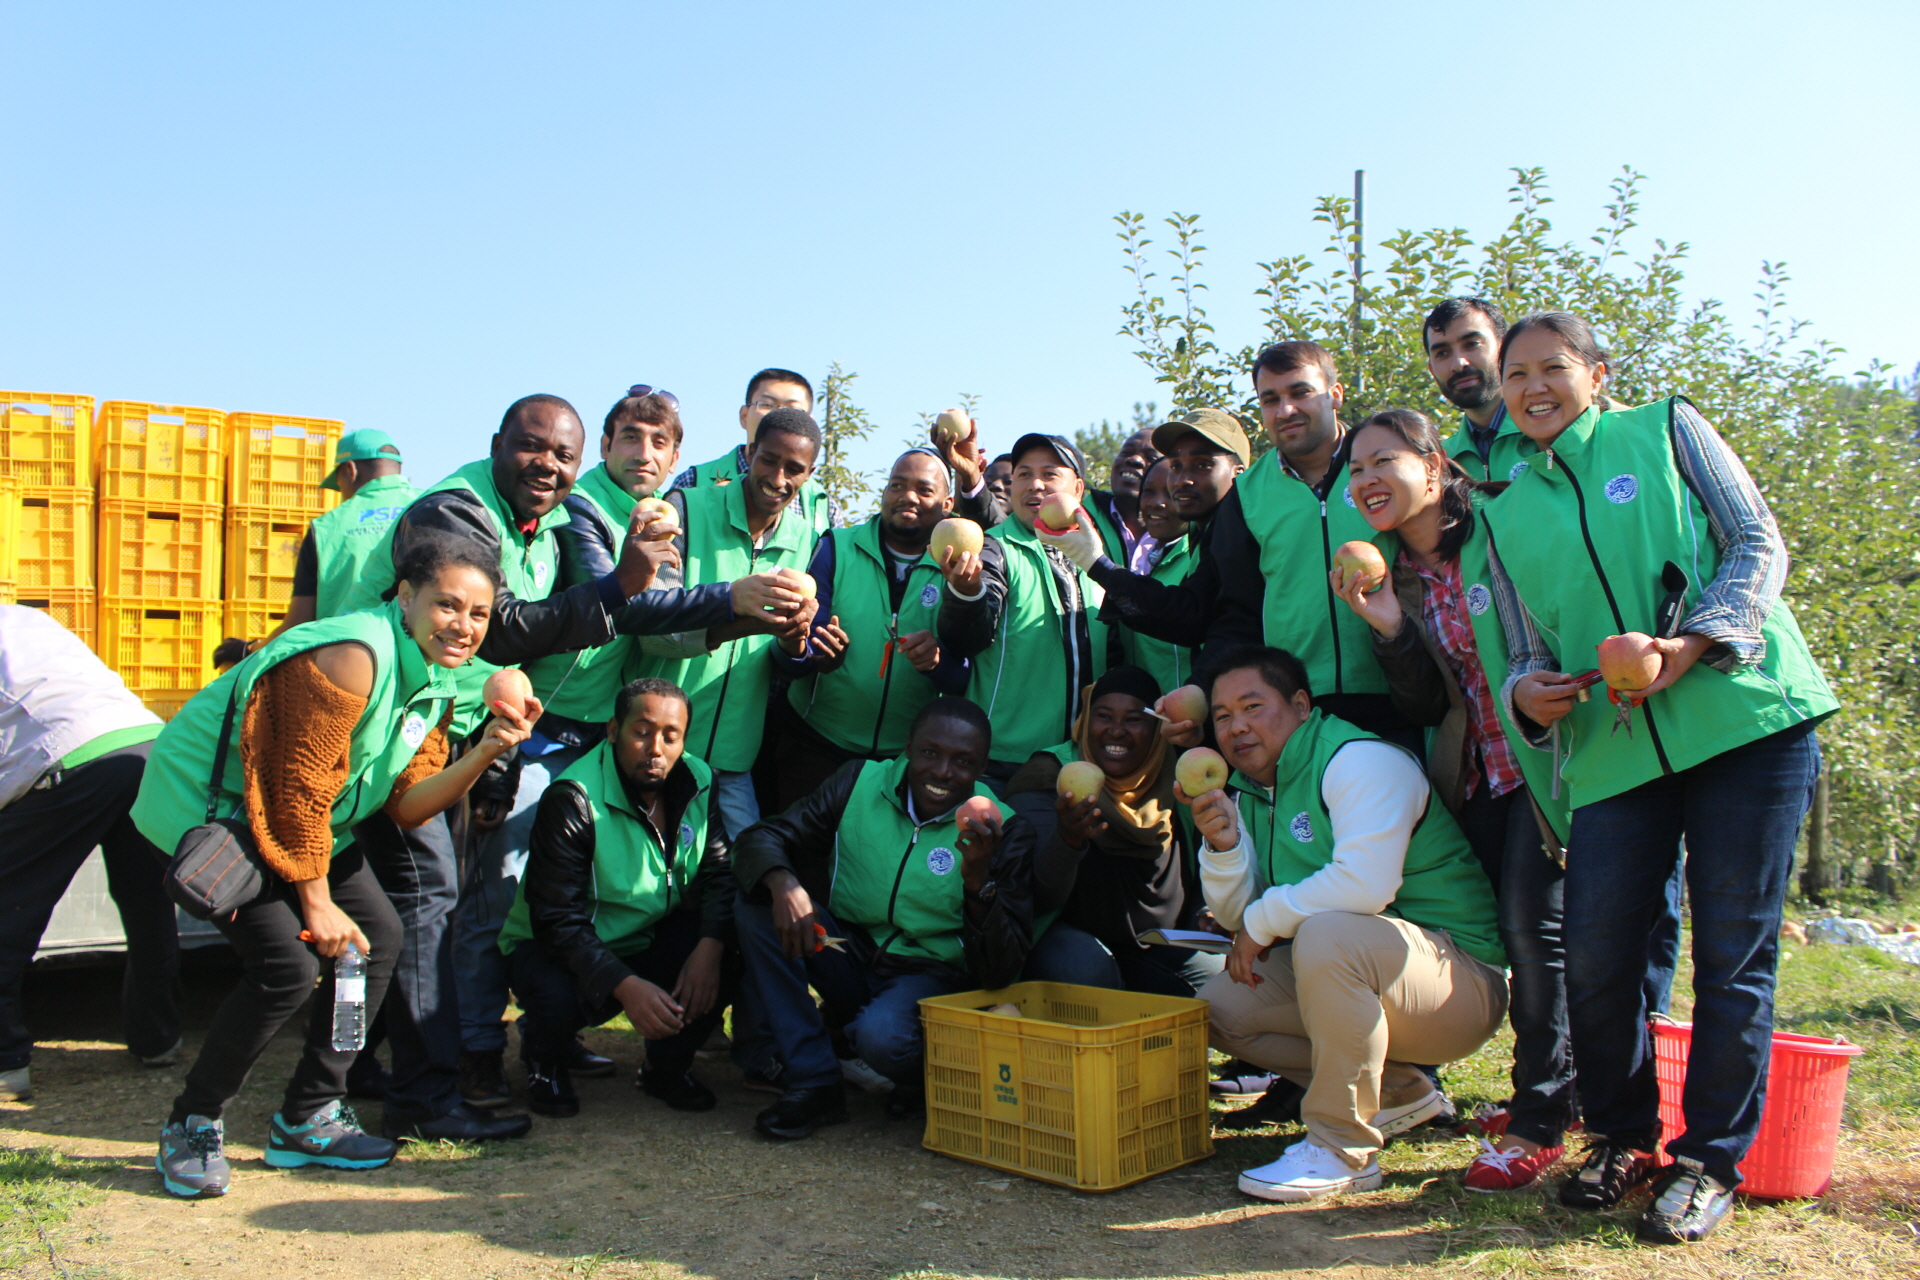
[14,487,94,589]
[223,601,285,644]
[224,506,310,604]
[0,474,17,594]
[96,598,221,712]
[97,402,226,504]
[97,500,225,600]
[919,981,1213,1191]
[0,392,93,488]
[226,413,344,514]
[15,587,95,648]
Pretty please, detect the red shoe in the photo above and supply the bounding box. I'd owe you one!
[1464,1138,1565,1193]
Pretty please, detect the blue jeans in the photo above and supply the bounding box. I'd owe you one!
[1563,722,1820,1188]
[454,744,586,1053]
[735,896,960,1092]
[1023,921,1223,998]
[351,811,462,1119]
[711,769,761,842]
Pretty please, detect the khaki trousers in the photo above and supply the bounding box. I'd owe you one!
[1202,911,1508,1168]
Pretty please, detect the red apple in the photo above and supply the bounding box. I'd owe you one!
[1597,632,1662,692]
[929,517,983,564]
[482,667,535,719]
[1332,540,1388,594]
[955,795,1001,836]
[1160,683,1208,726]
[1035,495,1079,536]
[1057,760,1105,804]
[1174,747,1228,799]
[931,408,971,446]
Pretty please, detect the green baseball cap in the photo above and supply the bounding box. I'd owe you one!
[1152,407,1251,467]
[321,429,403,489]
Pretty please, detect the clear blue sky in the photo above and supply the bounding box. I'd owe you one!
[5,1,1915,492]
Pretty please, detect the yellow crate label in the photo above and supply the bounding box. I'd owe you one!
[991,1060,1019,1113]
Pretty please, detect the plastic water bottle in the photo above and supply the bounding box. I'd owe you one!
[331,945,367,1052]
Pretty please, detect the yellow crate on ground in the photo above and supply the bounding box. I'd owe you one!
[15,587,95,648]
[0,392,93,488]
[224,601,285,644]
[224,506,310,605]
[97,500,224,600]
[14,487,94,589]
[0,474,17,597]
[96,402,226,504]
[919,981,1213,1192]
[227,413,344,514]
[96,598,222,719]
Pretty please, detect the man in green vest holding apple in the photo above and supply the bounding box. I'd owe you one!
[499,677,734,1119]
[732,697,1036,1140]
[1178,646,1506,1204]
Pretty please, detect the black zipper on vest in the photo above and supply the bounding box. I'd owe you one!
[1318,497,1342,693]
[703,541,764,757]
[870,609,900,758]
[1556,455,1674,775]
[879,822,926,957]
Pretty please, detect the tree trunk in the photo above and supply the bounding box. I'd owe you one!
[1800,764,1832,904]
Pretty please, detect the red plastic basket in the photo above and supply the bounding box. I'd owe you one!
[1652,1020,1863,1199]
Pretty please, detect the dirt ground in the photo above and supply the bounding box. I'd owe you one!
[2,950,1913,1280]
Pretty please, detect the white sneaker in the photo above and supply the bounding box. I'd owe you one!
[1373,1088,1445,1137]
[0,1067,29,1102]
[1238,1137,1382,1202]
[838,1057,895,1094]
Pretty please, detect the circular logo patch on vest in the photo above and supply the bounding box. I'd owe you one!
[1466,584,1492,616]
[401,713,429,749]
[1604,474,1638,504]
[532,561,551,585]
[920,583,940,609]
[679,821,696,851]
[1342,487,1357,508]
[926,846,956,876]
[1289,812,1315,843]
[1508,460,1529,481]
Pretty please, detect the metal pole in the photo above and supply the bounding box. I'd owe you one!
[1352,169,1366,394]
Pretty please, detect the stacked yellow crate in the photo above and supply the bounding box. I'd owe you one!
[0,392,96,642]
[223,414,342,642]
[95,402,227,719]
[0,474,17,604]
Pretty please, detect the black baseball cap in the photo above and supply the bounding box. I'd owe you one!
[1008,433,1086,478]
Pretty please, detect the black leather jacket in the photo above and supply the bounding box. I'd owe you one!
[554,488,737,637]
[732,760,1036,988]
[1087,510,1219,650]
[523,758,733,1006]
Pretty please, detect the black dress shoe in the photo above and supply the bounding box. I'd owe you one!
[754,1085,848,1140]
[1217,1078,1306,1131]
[567,1037,616,1079]
[639,1067,716,1112]
[1559,1141,1658,1209]
[382,1101,533,1142]
[458,1049,513,1110]
[1637,1164,1734,1244]
[526,1059,579,1118]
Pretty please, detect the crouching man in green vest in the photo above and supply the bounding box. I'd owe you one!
[1180,646,1508,1204]
[731,697,1036,1141]
[498,678,734,1118]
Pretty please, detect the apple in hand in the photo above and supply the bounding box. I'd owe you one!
[778,567,818,599]
[931,408,971,446]
[1035,495,1078,536]
[1161,684,1208,726]
[1597,632,1662,692]
[1332,540,1388,594]
[633,496,679,538]
[482,667,535,718]
[1174,747,1228,799]
[930,517,983,563]
[955,795,1001,837]
[1057,760,1105,804]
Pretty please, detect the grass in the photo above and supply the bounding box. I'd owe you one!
[0,1147,107,1277]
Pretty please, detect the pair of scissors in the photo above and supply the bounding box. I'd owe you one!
[813,923,848,952]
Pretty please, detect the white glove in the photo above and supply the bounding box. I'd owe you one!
[1034,509,1102,572]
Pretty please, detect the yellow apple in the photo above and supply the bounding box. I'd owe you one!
[931,408,971,445]
[1174,747,1228,799]
[1332,540,1388,594]
[1057,760,1105,804]
[929,517,983,563]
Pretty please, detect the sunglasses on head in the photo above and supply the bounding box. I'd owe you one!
[628,384,680,408]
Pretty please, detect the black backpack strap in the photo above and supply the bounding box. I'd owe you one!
[204,682,241,824]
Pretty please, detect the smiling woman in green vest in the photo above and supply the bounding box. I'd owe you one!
[1480,312,1836,1245]
[1184,647,1506,1207]
[130,535,536,1200]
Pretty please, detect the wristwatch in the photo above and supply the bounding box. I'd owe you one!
[967,879,999,905]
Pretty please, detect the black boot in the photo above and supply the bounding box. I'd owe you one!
[458,1049,513,1110]
[1217,1077,1306,1131]
[567,1037,616,1079]
[639,1066,716,1112]
[754,1085,848,1140]
[525,1058,579,1118]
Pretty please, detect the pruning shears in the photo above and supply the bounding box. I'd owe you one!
[813,923,848,953]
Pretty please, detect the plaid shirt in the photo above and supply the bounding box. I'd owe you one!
[1407,553,1524,799]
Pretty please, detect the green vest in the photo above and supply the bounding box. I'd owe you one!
[1443,405,1526,484]
[626,482,815,771]
[312,474,420,618]
[131,603,456,857]
[497,742,714,956]
[681,445,835,537]
[1230,710,1504,967]
[787,518,945,757]
[524,463,639,724]
[1454,506,1573,844]
[1119,533,1198,693]
[964,521,1110,764]
[1235,452,1395,699]
[414,460,573,735]
[1481,397,1837,810]
[828,756,1010,968]
[1084,495,1127,563]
